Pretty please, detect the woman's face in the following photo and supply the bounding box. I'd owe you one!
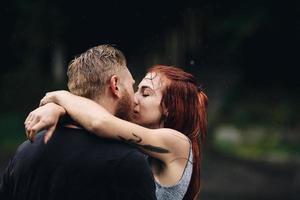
[132,72,166,128]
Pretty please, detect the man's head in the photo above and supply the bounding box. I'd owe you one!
[67,44,135,120]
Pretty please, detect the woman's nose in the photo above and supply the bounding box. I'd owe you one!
[134,92,139,105]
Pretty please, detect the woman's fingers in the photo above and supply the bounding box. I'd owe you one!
[24,112,33,125]
[27,130,35,142]
[25,117,40,142]
[26,114,39,130]
[44,126,56,144]
[39,91,59,106]
[25,103,62,143]
[25,117,34,139]
[27,120,46,142]
[25,108,43,141]
[40,90,69,106]
[39,96,49,106]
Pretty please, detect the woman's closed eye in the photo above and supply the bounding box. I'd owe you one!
[142,88,153,97]
[142,92,150,97]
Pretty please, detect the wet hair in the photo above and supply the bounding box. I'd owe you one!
[148,65,208,200]
[67,44,127,100]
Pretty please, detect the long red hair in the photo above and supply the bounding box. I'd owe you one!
[148,65,208,200]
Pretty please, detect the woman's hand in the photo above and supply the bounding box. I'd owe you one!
[39,90,70,106]
[25,103,66,143]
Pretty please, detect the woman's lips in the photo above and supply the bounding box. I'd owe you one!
[132,110,139,117]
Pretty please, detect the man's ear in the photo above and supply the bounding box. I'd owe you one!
[109,75,121,98]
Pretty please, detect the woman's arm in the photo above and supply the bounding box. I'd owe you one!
[25,103,66,143]
[38,91,190,163]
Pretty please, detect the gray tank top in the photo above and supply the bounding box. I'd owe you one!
[155,147,193,200]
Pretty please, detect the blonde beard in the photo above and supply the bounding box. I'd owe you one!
[115,89,134,121]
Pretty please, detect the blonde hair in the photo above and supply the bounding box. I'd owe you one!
[67,44,127,100]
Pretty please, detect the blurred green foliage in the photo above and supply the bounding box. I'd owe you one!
[213,125,300,162]
[0,113,26,152]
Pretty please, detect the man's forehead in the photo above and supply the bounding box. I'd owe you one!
[128,72,135,82]
[124,69,135,82]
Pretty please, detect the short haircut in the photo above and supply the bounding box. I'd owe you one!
[67,44,127,100]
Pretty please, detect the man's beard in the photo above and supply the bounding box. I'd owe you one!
[115,90,134,121]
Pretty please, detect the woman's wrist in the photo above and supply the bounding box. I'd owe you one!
[57,104,66,117]
[53,90,69,106]
[47,102,66,117]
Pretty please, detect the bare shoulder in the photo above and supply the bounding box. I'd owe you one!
[152,128,190,156]
[152,128,189,142]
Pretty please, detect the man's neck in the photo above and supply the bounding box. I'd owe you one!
[95,96,117,115]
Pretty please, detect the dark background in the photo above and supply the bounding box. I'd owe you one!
[0,0,299,199]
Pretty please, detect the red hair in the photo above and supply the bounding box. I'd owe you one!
[148,65,208,200]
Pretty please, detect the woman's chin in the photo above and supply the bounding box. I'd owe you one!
[131,117,146,126]
[130,115,139,123]
[131,115,153,128]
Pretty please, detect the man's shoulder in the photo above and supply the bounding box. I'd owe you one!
[14,131,46,155]
[9,127,145,170]
[13,126,141,158]
[52,126,142,157]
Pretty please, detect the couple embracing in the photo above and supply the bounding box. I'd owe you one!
[0,44,208,200]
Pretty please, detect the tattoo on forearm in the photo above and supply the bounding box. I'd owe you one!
[118,133,170,154]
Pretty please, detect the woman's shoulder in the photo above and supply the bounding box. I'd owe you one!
[153,128,189,144]
[153,128,190,153]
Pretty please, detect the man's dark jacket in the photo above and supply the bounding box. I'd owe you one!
[0,126,156,200]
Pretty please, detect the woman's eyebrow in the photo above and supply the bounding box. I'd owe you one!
[144,77,154,81]
[140,86,153,91]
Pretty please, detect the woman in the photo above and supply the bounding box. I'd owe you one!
[25,65,208,200]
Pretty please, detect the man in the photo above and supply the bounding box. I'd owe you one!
[0,45,157,200]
